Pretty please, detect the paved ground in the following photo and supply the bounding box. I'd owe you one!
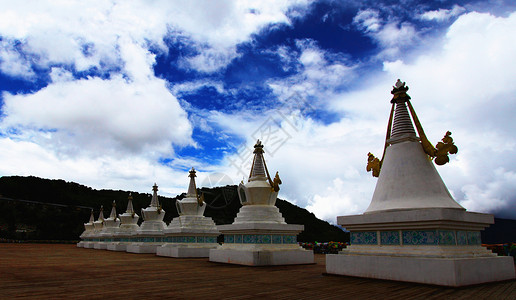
[0,244,514,299]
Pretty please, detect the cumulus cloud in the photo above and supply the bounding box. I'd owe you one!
[1,73,193,157]
[0,137,202,198]
[0,1,310,75]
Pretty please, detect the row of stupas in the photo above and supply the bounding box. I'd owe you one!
[78,141,314,265]
[78,80,515,285]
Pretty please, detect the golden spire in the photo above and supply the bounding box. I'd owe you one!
[367,79,458,177]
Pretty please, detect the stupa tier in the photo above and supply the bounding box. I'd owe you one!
[209,140,314,266]
[77,210,95,248]
[326,80,515,286]
[157,168,220,258]
[126,183,167,254]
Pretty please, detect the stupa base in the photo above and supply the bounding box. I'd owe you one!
[93,242,108,250]
[157,244,218,258]
[326,253,515,287]
[82,242,95,249]
[126,243,161,254]
[209,222,313,266]
[107,243,128,251]
[210,248,313,266]
[76,242,84,247]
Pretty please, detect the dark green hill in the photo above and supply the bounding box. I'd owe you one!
[0,176,348,242]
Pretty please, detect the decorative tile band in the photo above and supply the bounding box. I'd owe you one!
[467,231,481,245]
[82,236,217,243]
[403,230,438,245]
[349,230,481,246]
[380,231,399,245]
[351,231,377,245]
[438,230,456,245]
[224,234,297,244]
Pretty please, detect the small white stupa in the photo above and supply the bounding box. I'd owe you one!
[126,183,166,254]
[78,210,95,248]
[326,80,516,286]
[209,140,314,266]
[90,206,105,249]
[102,200,121,250]
[107,193,140,251]
[157,168,220,258]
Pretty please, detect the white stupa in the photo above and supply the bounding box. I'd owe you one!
[326,80,515,286]
[101,200,120,250]
[209,140,314,266]
[78,210,95,248]
[107,193,140,251]
[126,183,166,254]
[157,168,220,258]
[89,206,105,249]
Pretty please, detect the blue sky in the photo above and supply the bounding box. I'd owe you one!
[1,0,516,221]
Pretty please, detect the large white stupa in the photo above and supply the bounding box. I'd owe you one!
[157,168,220,258]
[107,193,140,251]
[209,140,314,266]
[326,80,515,286]
[126,183,166,254]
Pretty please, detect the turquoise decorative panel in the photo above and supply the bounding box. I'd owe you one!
[380,231,400,245]
[262,234,271,244]
[467,231,481,245]
[225,235,234,243]
[206,236,217,243]
[272,235,282,244]
[283,235,297,244]
[457,231,468,245]
[243,235,257,244]
[351,231,377,245]
[402,230,437,245]
[186,236,196,243]
[234,234,242,243]
[438,230,456,245]
[196,236,205,243]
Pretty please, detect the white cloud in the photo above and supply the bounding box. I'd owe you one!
[419,5,466,21]
[353,9,382,33]
[352,9,418,58]
[179,46,240,73]
[268,40,356,108]
[1,73,193,158]
[0,1,311,75]
[0,137,200,199]
[0,40,35,79]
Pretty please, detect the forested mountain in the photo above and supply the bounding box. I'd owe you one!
[0,176,348,242]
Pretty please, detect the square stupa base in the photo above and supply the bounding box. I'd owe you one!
[210,248,314,266]
[156,245,218,258]
[126,243,161,254]
[93,242,108,250]
[107,243,128,251]
[210,222,314,266]
[326,253,515,287]
[82,242,95,249]
[76,242,84,248]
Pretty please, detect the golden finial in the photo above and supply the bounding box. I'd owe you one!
[272,172,282,192]
[366,153,381,177]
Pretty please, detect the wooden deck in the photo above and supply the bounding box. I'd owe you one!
[0,244,514,299]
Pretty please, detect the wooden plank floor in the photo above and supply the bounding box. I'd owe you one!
[0,244,514,299]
